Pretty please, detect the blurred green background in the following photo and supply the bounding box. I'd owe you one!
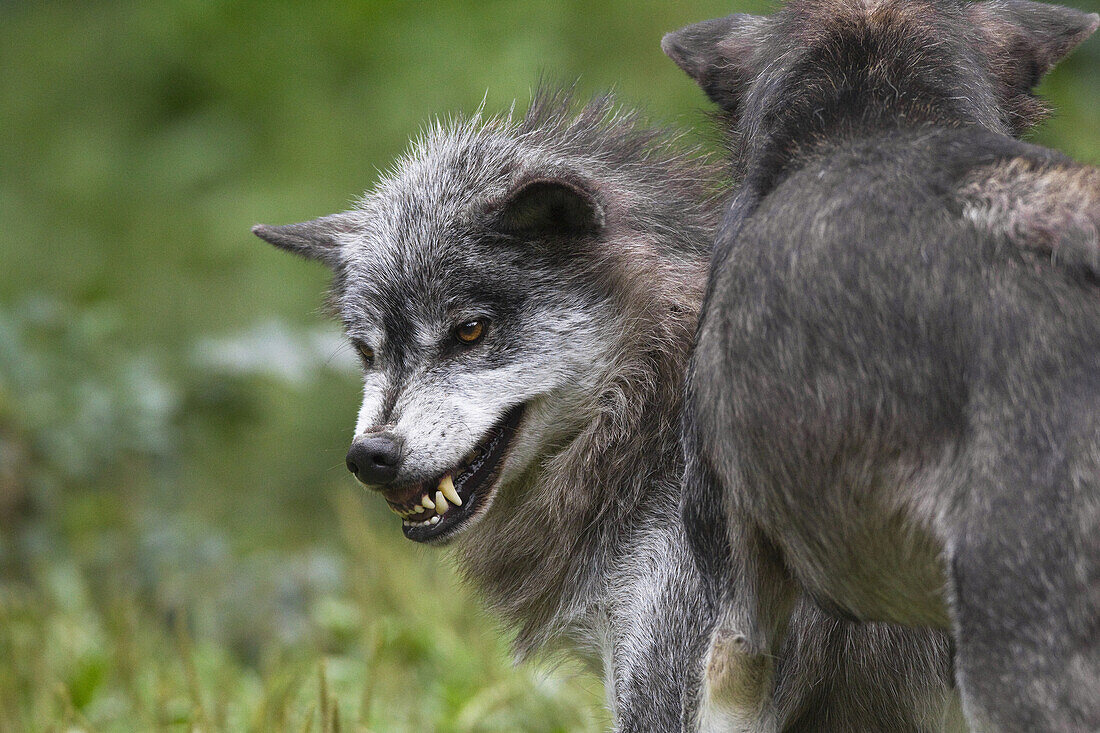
[1,1,1098,730]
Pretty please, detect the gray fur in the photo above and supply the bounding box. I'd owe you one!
[255,91,955,731]
[257,92,719,730]
[667,0,1100,730]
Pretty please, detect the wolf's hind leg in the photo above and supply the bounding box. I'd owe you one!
[681,389,797,730]
[696,607,783,733]
[693,520,797,732]
[948,438,1100,732]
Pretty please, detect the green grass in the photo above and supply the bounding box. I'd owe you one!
[0,274,609,733]
[1,0,1098,730]
[0,488,609,732]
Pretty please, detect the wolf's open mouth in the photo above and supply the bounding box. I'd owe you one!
[384,404,525,543]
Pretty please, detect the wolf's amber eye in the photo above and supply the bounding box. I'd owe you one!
[356,343,375,365]
[455,319,487,344]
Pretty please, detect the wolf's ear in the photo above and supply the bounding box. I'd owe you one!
[494,179,604,237]
[971,0,1098,118]
[662,14,765,110]
[251,212,359,266]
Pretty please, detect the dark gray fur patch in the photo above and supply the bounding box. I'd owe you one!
[670,0,1100,729]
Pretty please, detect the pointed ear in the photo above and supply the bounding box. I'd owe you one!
[971,0,1098,131]
[974,0,1099,78]
[494,179,604,237]
[662,14,766,110]
[251,212,359,266]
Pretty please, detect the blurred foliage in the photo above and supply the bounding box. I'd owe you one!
[0,0,1098,730]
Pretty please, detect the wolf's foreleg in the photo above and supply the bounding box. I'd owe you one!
[605,511,718,732]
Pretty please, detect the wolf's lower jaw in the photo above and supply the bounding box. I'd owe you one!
[386,403,526,543]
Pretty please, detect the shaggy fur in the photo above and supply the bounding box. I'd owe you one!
[665,0,1099,730]
[254,92,955,731]
[255,92,720,730]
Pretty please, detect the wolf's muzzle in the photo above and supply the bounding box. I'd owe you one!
[346,431,404,486]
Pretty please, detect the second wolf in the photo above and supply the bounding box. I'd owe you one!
[665,0,1100,729]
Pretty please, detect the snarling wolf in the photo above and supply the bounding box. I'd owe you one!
[665,0,1100,729]
[254,92,954,731]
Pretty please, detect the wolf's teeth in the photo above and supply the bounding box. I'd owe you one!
[434,490,449,514]
[439,475,462,506]
[403,520,410,526]
[430,515,440,525]
[421,494,435,510]
[412,504,424,514]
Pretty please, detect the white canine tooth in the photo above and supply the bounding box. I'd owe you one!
[434,490,449,514]
[421,494,436,510]
[438,475,462,506]
[430,515,440,525]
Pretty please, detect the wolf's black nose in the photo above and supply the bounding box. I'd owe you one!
[346,433,403,486]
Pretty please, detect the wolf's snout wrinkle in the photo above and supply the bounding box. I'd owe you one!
[346,433,403,486]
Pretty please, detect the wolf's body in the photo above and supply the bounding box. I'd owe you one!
[665,1,1100,729]
[255,93,954,731]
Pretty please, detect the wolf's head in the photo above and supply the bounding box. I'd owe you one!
[664,0,1097,184]
[255,93,716,553]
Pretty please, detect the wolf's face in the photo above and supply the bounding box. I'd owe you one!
[257,95,716,552]
[255,115,632,544]
[335,172,619,544]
